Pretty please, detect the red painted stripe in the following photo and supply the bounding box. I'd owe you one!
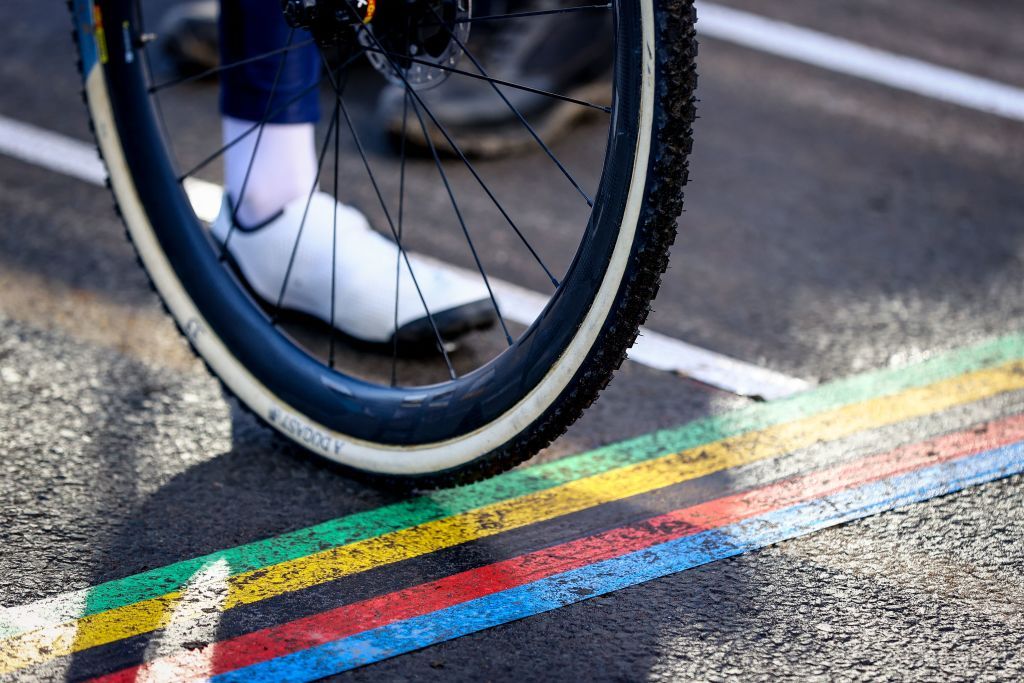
[93,414,1024,683]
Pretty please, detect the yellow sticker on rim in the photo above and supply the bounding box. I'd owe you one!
[92,5,109,64]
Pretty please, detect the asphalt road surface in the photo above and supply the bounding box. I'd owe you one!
[1,1,1023,681]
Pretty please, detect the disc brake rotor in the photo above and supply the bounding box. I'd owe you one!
[281,0,471,90]
[360,0,471,89]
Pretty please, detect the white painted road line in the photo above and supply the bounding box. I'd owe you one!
[0,114,810,399]
[484,276,810,399]
[0,117,107,185]
[698,2,1024,123]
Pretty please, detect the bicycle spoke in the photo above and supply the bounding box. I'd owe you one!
[361,45,611,114]
[345,14,560,288]
[391,89,410,387]
[224,29,296,253]
[426,4,594,207]
[321,54,457,380]
[134,1,183,172]
[178,47,367,181]
[416,94,561,287]
[178,79,318,181]
[178,13,421,184]
[147,6,409,97]
[275,94,342,313]
[409,94,514,347]
[148,38,316,94]
[329,98,341,368]
[454,3,612,24]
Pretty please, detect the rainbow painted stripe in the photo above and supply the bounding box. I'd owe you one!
[3,333,1024,681]
[101,415,1024,682]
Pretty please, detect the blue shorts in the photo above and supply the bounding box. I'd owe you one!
[219,0,321,124]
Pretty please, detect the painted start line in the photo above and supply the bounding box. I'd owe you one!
[3,334,1024,680]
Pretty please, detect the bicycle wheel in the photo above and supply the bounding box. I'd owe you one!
[68,0,697,486]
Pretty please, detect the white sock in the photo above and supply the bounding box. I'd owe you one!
[223,116,318,226]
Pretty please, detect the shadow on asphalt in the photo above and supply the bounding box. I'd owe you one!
[57,378,713,682]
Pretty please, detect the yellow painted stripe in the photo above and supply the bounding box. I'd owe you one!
[4,360,1024,673]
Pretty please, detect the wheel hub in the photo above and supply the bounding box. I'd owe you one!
[281,0,471,89]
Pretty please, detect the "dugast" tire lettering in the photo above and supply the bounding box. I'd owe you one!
[268,406,346,456]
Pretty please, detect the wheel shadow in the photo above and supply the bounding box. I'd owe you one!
[57,353,733,681]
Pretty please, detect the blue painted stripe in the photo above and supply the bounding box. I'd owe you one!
[213,442,1024,683]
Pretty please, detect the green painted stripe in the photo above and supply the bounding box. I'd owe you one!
[3,332,1023,637]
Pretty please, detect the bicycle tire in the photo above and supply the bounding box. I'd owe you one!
[68,0,698,487]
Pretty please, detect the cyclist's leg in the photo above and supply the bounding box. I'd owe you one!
[210,0,494,343]
[219,0,321,225]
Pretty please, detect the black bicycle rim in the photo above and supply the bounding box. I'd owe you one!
[96,0,644,445]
